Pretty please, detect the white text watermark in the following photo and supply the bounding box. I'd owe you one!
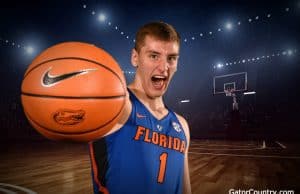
[228,189,294,194]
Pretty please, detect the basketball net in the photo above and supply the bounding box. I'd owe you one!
[224,88,235,97]
[225,89,239,110]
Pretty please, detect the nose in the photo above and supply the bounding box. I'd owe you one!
[157,58,169,72]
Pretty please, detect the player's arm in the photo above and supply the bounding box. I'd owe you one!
[176,114,192,194]
[183,143,191,194]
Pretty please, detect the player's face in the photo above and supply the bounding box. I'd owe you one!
[132,36,179,98]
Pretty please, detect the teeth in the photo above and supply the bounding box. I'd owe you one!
[153,75,166,79]
[151,75,167,82]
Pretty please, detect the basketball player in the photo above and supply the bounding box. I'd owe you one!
[89,21,191,194]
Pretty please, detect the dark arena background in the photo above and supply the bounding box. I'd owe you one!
[1,0,300,193]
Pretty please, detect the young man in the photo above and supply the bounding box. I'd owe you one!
[89,21,191,194]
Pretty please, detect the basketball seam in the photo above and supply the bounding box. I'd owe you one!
[21,93,125,99]
[23,96,126,136]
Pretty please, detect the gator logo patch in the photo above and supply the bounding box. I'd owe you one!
[53,109,85,125]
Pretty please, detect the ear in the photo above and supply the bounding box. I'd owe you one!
[131,48,138,68]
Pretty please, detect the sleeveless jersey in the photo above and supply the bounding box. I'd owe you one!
[89,89,187,194]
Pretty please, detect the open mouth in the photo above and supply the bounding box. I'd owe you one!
[151,75,168,89]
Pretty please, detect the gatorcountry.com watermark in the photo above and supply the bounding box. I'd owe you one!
[228,189,294,194]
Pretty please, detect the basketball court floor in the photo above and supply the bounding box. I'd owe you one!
[0,139,299,194]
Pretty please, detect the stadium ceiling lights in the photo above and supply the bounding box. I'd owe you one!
[0,37,37,55]
[82,3,294,45]
[213,49,297,69]
[123,71,136,74]
[1,38,21,48]
[217,63,224,69]
[83,5,130,41]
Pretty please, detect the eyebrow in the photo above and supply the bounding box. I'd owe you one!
[168,54,180,57]
[146,50,179,56]
[146,50,161,55]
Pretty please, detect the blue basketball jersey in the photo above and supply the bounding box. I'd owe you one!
[89,89,187,194]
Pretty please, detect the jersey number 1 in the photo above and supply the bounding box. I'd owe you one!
[157,152,168,183]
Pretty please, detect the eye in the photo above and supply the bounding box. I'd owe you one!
[168,56,178,62]
[150,54,158,60]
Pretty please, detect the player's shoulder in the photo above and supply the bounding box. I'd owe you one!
[174,112,190,139]
[174,113,188,127]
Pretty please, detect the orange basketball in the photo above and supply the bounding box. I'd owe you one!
[21,42,126,142]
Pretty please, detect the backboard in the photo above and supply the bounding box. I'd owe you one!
[213,72,247,95]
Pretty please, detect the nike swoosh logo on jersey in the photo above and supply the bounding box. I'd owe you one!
[136,113,146,118]
[42,67,97,87]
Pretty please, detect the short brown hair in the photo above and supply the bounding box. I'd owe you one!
[134,21,181,52]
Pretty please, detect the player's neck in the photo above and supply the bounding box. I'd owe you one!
[128,84,167,115]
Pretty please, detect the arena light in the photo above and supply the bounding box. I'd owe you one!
[225,22,233,30]
[287,49,293,56]
[244,91,256,95]
[24,46,35,55]
[180,99,190,103]
[217,63,223,68]
[98,13,106,22]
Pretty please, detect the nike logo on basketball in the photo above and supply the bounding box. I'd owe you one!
[42,67,97,87]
